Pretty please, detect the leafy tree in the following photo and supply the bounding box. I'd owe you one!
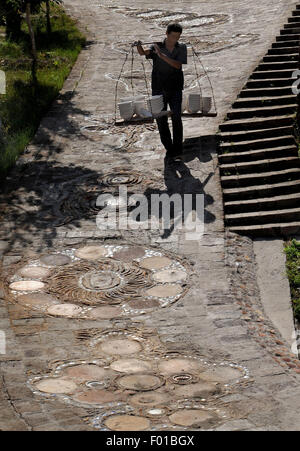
[0,0,23,41]
[0,1,63,40]
[1,1,65,86]
[24,1,38,86]
[45,0,63,36]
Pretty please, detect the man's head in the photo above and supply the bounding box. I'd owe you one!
[166,23,182,45]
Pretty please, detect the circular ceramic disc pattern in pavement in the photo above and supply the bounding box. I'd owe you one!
[168,373,198,385]
[199,366,243,383]
[47,259,151,306]
[110,359,153,373]
[28,331,248,430]
[17,293,60,308]
[40,254,71,266]
[35,378,78,394]
[86,306,123,319]
[139,256,172,270]
[153,269,187,283]
[129,391,170,407]
[158,359,205,375]
[62,364,109,382]
[168,409,218,427]
[45,170,162,225]
[101,196,128,211]
[113,247,146,262]
[46,304,83,317]
[144,408,167,417]
[74,246,107,260]
[81,270,121,291]
[104,414,151,431]
[173,381,220,399]
[5,244,189,318]
[72,389,122,405]
[17,266,51,279]
[101,171,144,187]
[98,338,143,355]
[116,374,164,391]
[9,281,45,292]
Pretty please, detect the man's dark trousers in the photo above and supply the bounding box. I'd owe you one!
[153,89,183,156]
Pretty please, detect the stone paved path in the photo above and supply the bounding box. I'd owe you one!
[0,0,300,431]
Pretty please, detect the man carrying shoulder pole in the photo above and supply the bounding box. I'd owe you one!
[135,23,187,161]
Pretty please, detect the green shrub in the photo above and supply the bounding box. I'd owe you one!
[284,239,300,321]
[0,3,86,177]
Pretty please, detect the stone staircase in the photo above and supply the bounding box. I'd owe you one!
[217,3,300,237]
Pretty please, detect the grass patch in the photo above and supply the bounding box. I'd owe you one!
[284,239,300,322]
[0,3,86,177]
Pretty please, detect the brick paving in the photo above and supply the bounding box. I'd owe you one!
[0,0,300,431]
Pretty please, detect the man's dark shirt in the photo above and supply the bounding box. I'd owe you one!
[146,39,187,93]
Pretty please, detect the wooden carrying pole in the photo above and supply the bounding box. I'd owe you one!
[115,42,218,125]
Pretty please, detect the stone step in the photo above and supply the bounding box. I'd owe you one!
[228,221,300,237]
[288,16,300,22]
[219,125,294,142]
[221,167,300,188]
[226,207,300,226]
[276,34,300,41]
[263,54,299,62]
[216,11,300,236]
[223,179,300,201]
[272,40,300,47]
[219,114,295,131]
[280,27,300,34]
[224,192,300,214]
[255,61,298,70]
[218,145,298,164]
[285,21,300,28]
[268,46,300,54]
[250,69,297,79]
[219,156,300,175]
[246,78,295,88]
[232,95,297,109]
[239,86,295,97]
[219,135,296,152]
[226,104,297,119]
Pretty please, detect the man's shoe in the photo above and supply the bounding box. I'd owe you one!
[165,154,176,165]
[168,152,183,161]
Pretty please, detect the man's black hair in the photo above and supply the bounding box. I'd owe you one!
[167,23,183,34]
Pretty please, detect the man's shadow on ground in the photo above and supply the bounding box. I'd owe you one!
[0,131,219,251]
[141,135,217,239]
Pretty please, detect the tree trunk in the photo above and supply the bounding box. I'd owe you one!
[46,0,51,35]
[5,8,22,41]
[25,2,38,88]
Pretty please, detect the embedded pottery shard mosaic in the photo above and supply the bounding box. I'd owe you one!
[42,169,162,227]
[99,5,230,31]
[2,244,190,319]
[27,328,251,431]
[188,34,260,54]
